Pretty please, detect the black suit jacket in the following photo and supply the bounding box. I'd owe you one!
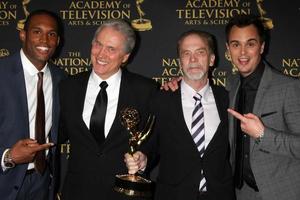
[59,69,158,200]
[0,52,65,200]
[146,84,235,200]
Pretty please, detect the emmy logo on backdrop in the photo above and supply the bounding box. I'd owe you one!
[17,0,31,30]
[114,107,155,197]
[131,0,152,31]
[256,0,274,29]
[0,49,10,58]
[225,50,238,75]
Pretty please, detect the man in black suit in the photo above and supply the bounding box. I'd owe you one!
[125,30,235,200]
[0,10,65,200]
[59,19,158,200]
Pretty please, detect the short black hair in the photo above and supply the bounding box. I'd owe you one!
[225,14,266,43]
[23,9,62,36]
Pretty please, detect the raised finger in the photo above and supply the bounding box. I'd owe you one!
[227,108,245,122]
[32,143,54,152]
[27,143,40,148]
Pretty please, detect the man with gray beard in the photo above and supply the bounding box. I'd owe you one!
[125,30,235,200]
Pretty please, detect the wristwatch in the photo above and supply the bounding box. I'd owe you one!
[255,131,264,144]
[3,149,15,168]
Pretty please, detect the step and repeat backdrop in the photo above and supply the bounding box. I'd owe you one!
[1,0,300,191]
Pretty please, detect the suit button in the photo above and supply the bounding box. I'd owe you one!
[244,154,249,158]
[14,186,19,190]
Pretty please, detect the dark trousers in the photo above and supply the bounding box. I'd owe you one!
[16,168,51,200]
[197,191,209,200]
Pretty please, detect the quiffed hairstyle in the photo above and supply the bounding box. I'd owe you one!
[92,19,136,54]
[225,14,266,43]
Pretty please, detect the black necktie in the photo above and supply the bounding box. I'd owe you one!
[35,72,46,174]
[90,81,108,145]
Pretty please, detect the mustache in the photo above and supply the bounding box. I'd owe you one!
[188,63,200,68]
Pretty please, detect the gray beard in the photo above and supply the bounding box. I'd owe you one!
[184,71,205,81]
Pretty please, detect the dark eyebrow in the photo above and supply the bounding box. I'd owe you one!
[247,38,259,43]
[30,27,58,33]
[228,40,239,45]
[229,38,259,44]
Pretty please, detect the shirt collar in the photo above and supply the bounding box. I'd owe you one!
[20,49,48,75]
[91,68,122,89]
[240,62,265,90]
[181,79,210,102]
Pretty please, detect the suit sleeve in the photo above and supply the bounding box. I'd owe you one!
[258,80,300,160]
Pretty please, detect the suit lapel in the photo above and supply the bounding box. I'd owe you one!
[102,70,129,148]
[212,85,226,124]
[76,72,90,123]
[250,66,272,151]
[203,85,226,156]
[49,65,60,144]
[169,87,201,158]
[173,88,193,137]
[253,66,272,116]
[76,71,100,150]
[228,75,241,110]
[227,75,240,160]
[11,54,30,138]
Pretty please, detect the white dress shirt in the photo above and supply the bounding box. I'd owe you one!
[181,80,220,148]
[1,49,53,170]
[82,69,121,137]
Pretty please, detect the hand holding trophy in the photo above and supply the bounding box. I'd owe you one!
[114,107,155,197]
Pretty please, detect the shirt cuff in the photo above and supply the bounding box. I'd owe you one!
[1,149,10,171]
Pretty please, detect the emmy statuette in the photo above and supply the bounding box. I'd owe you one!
[114,107,155,197]
[17,0,31,30]
[256,0,274,29]
[131,0,152,31]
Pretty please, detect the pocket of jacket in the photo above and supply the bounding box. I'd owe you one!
[261,111,277,118]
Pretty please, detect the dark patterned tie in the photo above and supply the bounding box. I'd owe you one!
[192,93,207,192]
[90,81,108,145]
[35,72,46,174]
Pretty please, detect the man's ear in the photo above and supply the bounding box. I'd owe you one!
[19,30,26,43]
[122,53,130,63]
[56,36,60,47]
[209,54,215,67]
[260,42,265,54]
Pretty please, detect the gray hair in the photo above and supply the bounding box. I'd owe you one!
[92,19,136,54]
[177,30,216,55]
